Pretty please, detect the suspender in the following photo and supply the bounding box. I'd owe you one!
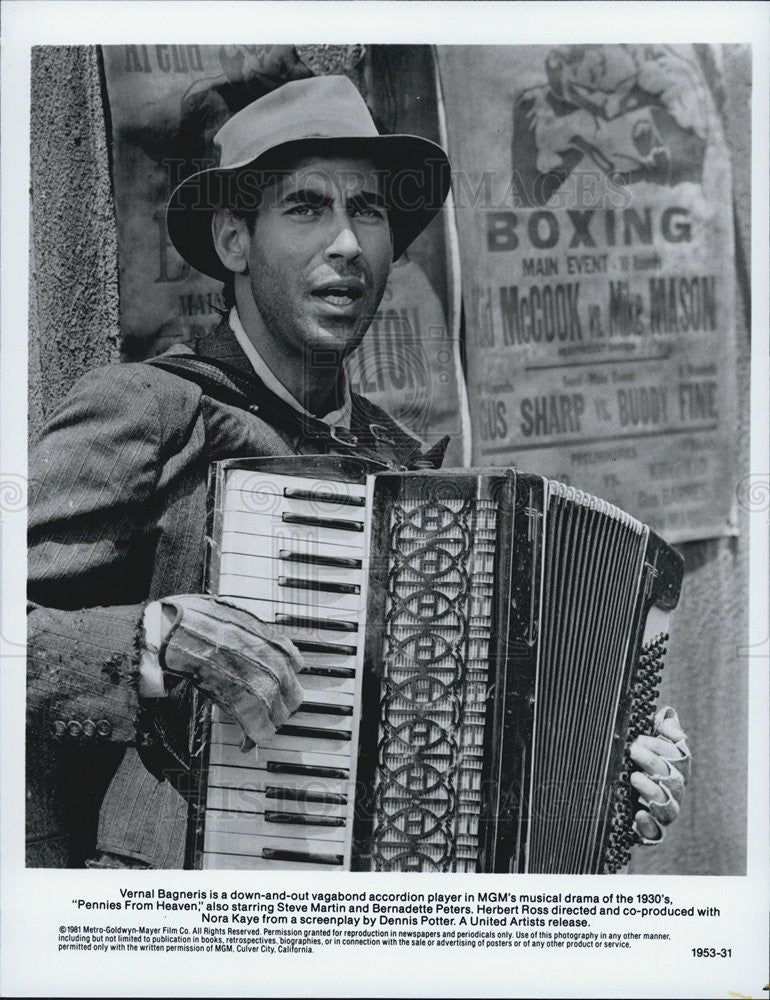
[145,353,448,471]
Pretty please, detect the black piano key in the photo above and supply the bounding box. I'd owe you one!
[279,550,363,570]
[282,512,364,533]
[294,643,357,659]
[278,724,352,742]
[264,811,346,827]
[278,576,361,595]
[265,786,348,805]
[277,613,358,633]
[262,847,343,866]
[300,702,354,716]
[301,666,356,680]
[266,761,349,780]
[283,487,366,508]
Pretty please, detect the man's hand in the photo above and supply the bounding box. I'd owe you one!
[150,593,305,752]
[629,707,691,844]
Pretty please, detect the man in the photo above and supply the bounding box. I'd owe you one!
[27,75,688,869]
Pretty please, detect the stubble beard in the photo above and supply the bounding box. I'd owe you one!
[251,268,380,363]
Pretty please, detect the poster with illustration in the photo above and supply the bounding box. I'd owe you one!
[438,44,738,541]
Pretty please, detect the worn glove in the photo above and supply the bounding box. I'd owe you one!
[630,706,692,844]
[156,593,304,752]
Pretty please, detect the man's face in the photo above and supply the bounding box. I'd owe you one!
[241,154,393,362]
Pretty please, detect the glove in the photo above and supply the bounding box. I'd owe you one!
[630,706,692,845]
[155,593,304,752]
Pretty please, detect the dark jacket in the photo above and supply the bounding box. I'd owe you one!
[27,320,427,868]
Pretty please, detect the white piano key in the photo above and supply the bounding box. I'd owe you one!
[206,767,348,797]
[285,709,354,731]
[211,713,351,744]
[210,734,351,781]
[218,573,363,613]
[203,830,346,861]
[260,732,354,755]
[206,783,348,813]
[211,719,356,756]
[214,595,362,640]
[225,492,368,526]
[295,670,357,696]
[206,753,351,788]
[214,710,353,737]
[207,767,350,801]
[205,764,258,789]
[218,528,367,565]
[211,726,354,756]
[204,808,347,842]
[201,852,342,871]
[208,671,357,722]
[225,470,367,502]
[219,551,362,585]
[248,792,348,818]
[257,742,353,772]
[299,687,356,709]
[221,512,366,553]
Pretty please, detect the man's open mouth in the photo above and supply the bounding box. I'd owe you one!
[311,283,365,307]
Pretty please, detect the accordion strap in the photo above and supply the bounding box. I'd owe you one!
[146,353,447,470]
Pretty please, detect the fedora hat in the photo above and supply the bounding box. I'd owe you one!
[167,75,451,281]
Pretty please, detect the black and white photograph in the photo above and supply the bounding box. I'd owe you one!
[2,3,768,997]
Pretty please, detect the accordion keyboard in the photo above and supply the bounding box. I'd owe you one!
[200,469,371,871]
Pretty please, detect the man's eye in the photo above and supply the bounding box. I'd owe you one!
[286,203,321,217]
[352,205,386,220]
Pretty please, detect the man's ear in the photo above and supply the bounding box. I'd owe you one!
[211,210,250,275]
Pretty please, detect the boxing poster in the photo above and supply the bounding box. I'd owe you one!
[438,45,739,541]
[101,44,466,464]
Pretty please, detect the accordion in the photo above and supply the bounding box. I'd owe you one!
[186,456,683,874]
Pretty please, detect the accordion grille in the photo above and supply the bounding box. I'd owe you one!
[372,496,497,872]
[528,489,647,873]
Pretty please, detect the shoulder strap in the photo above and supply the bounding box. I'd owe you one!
[145,353,447,469]
[146,354,255,410]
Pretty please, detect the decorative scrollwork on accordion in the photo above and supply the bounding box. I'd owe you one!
[372,497,496,872]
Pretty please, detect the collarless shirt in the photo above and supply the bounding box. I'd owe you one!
[229,307,352,430]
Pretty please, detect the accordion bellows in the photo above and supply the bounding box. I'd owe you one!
[187,456,683,874]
